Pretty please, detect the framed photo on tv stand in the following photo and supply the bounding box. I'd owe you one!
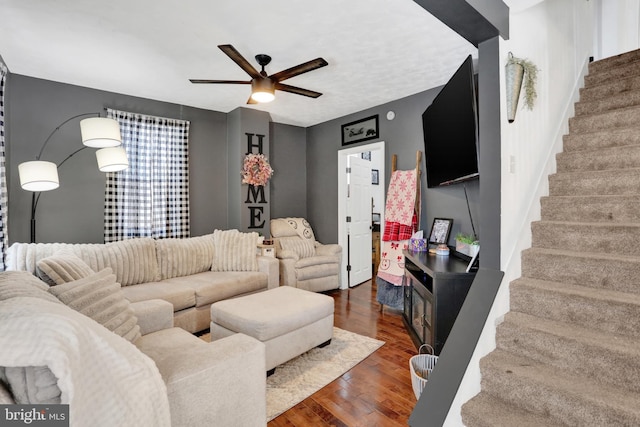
[428,218,453,245]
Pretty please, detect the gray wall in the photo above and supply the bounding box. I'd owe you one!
[4,75,305,244]
[270,123,307,219]
[306,87,482,248]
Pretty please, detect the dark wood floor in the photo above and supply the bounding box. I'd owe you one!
[268,279,418,427]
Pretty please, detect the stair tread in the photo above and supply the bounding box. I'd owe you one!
[533,219,640,228]
[523,246,640,263]
[571,102,640,119]
[551,166,640,176]
[502,311,640,355]
[589,50,640,73]
[463,392,564,427]
[484,349,640,414]
[563,127,640,149]
[585,60,640,85]
[513,276,640,305]
[557,143,640,158]
[579,78,640,108]
[542,194,640,200]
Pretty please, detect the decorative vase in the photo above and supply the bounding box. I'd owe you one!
[506,59,524,123]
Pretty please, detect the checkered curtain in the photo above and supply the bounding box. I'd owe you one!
[0,61,8,269]
[104,108,190,242]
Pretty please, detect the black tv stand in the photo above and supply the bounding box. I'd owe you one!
[402,249,476,355]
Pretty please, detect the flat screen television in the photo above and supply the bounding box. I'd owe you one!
[422,55,479,188]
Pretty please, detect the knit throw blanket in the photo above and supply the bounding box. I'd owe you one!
[377,170,419,286]
[0,297,171,427]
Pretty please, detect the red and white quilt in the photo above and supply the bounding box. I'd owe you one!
[377,170,419,286]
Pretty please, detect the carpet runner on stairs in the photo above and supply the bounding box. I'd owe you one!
[461,48,640,425]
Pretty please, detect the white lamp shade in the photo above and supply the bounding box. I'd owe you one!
[96,146,129,172]
[80,117,122,148]
[19,161,60,191]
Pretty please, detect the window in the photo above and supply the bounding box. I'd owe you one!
[104,108,190,242]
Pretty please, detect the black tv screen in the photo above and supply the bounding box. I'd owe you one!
[422,55,479,188]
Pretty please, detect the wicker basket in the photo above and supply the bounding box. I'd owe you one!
[409,344,438,400]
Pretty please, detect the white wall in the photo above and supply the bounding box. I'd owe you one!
[595,0,640,60]
[446,1,597,425]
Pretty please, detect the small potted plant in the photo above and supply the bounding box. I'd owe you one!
[455,232,479,257]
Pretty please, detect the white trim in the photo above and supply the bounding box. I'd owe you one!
[337,141,385,289]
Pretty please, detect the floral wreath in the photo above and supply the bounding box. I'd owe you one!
[241,153,274,186]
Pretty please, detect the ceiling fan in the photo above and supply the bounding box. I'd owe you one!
[190,44,328,104]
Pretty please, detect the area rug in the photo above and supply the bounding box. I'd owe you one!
[266,327,384,421]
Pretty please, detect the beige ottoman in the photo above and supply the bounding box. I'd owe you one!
[210,286,334,373]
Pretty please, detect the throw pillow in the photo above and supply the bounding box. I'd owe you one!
[0,271,62,304]
[287,218,316,242]
[36,251,94,286]
[278,236,315,259]
[92,238,160,286]
[211,229,258,272]
[155,234,215,280]
[48,268,141,343]
[0,366,61,404]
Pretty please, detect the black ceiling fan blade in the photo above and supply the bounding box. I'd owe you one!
[275,83,323,98]
[218,44,262,79]
[269,58,328,82]
[189,79,251,84]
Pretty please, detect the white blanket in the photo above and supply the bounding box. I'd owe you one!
[0,297,171,427]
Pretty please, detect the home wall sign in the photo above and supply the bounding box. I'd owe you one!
[341,115,379,146]
[243,132,271,229]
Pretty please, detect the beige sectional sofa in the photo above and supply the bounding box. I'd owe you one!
[6,232,280,333]
[0,270,267,426]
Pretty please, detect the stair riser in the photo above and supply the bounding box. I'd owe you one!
[480,357,640,426]
[462,394,562,427]
[549,170,640,196]
[510,282,640,338]
[580,75,640,102]
[521,249,640,294]
[569,107,640,134]
[589,50,640,74]
[540,196,640,223]
[584,60,640,86]
[563,128,640,152]
[556,146,640,172]
[496,320,640,393]
[575,89,640,115]
[531,222,640,256]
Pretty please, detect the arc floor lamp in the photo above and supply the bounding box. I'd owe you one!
[18,112,129,243]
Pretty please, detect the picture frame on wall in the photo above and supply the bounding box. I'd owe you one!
[372,169,379,185]
[341,115,379,146]
[428,217,453,245]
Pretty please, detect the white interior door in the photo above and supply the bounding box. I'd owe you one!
[347,156,372,286]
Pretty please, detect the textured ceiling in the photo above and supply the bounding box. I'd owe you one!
[0,0,483,127]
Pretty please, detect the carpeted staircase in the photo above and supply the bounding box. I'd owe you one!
[461,49,640,426]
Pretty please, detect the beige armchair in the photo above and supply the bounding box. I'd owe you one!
[270,218,342,292]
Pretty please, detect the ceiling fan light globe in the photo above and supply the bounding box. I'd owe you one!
[251,91,275,103]
[251,78,275,103]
